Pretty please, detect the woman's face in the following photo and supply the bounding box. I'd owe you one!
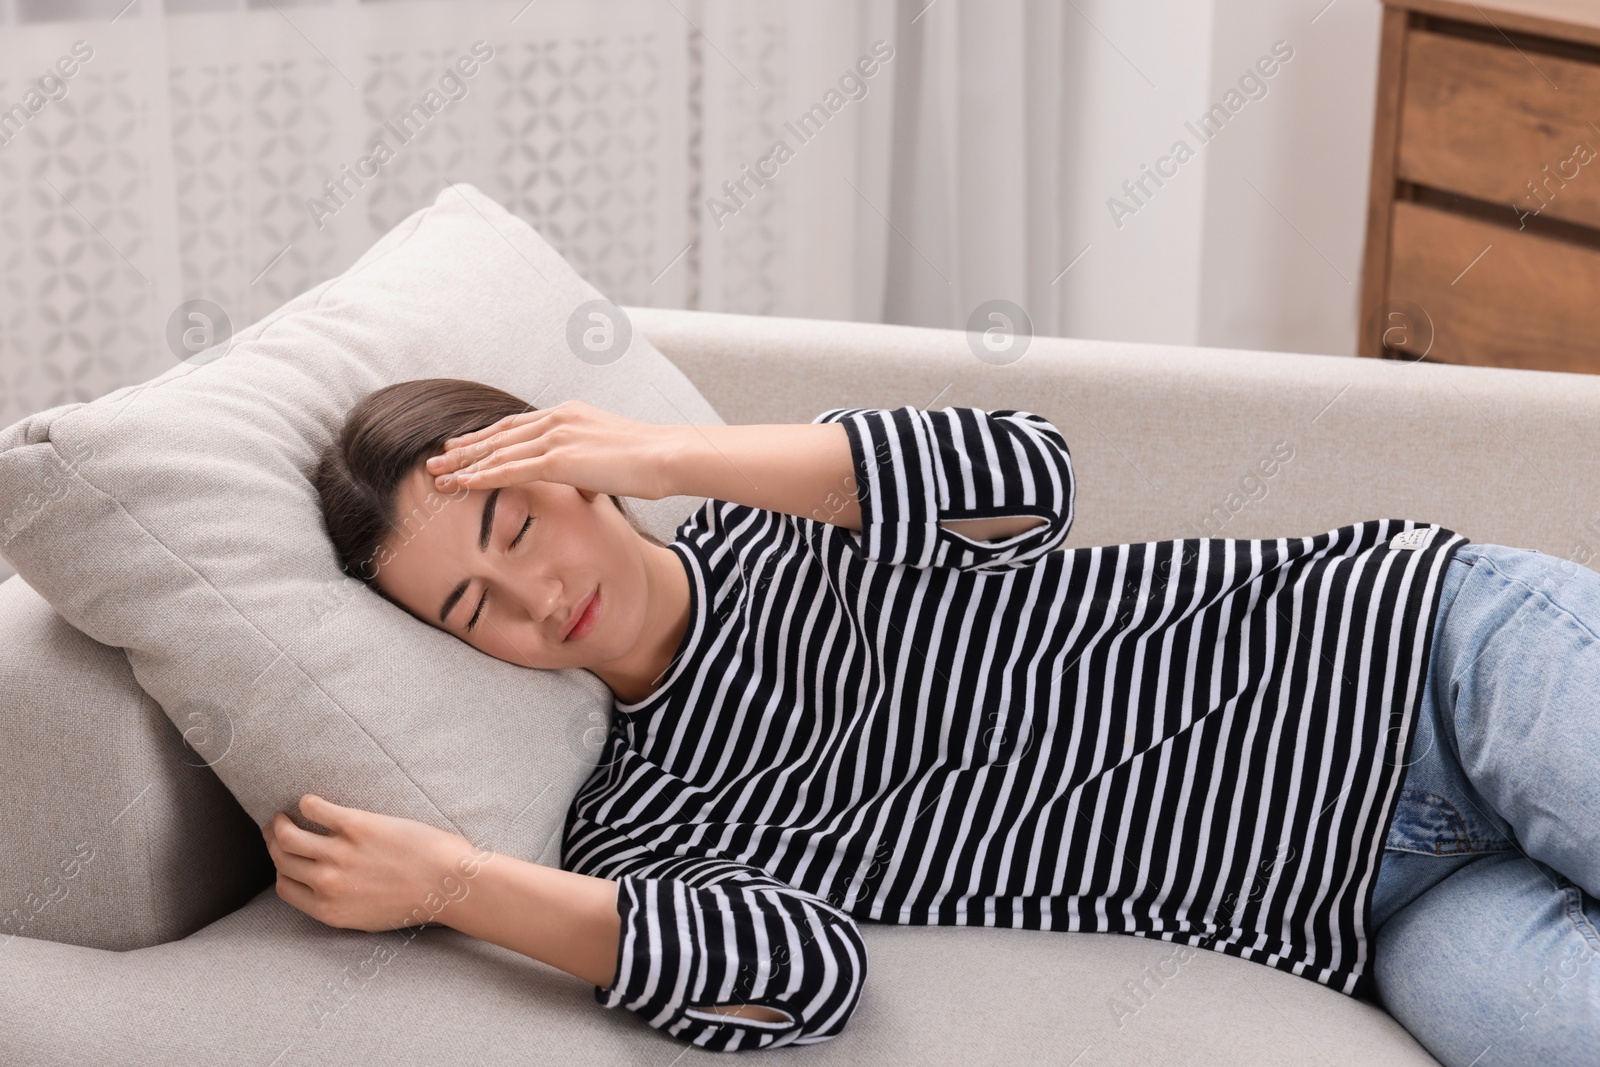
[373,464,650,671]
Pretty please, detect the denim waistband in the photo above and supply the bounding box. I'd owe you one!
[1384,545,1518,857]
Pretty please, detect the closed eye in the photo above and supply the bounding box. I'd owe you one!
[467,516,530,633]
[509,515,533,550]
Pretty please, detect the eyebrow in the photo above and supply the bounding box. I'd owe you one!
[437,488,502,624]
[479,488,501,552]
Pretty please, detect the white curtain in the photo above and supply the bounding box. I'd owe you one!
[1,0,696,427]
[0,0,1382,432]
[0,0,1098,428]
[690,0,1073,334]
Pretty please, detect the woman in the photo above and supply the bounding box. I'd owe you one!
[264,378,1600,1060]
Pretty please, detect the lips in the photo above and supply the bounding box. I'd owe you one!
[563,586,599,642]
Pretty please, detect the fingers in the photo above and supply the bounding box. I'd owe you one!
[273,868,319,914]
[265,827,322,886]
[436,407,554,459]
[270,808,338,860]
[442,413,526,451]
[435,438,548,491]
[268,799,353,870]
[301,792,341,822]
[266,811,360,907]
[427,427,536,479]
[455,436,550,473]
[299,792,351,835]
[442,457,545,491]
[426,438,494,476]
[444,410,534,449]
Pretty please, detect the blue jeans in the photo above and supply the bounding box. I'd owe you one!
[1370,543,1600,1066]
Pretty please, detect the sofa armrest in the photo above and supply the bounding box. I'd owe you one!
[0,576,272,951]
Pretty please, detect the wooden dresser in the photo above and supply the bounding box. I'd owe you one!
[1360,0,1600,371]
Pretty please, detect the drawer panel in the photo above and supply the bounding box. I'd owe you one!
[1387,200,1600,372]
[1398,30,1600,232]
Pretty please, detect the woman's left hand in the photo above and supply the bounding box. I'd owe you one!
[425,398,684,501]
[263,793,479,934]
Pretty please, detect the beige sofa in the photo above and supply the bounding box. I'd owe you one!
[9,305,1599,1064]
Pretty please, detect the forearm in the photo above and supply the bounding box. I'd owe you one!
[663,420,1044,541]
[439,850,794,1023]
[665,423,862,530]
[439,848,621,989]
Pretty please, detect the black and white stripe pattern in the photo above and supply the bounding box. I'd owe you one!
[562,405,1467,1050]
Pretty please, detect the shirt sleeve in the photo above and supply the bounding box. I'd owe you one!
[593,854,869,1051]
[812,405,1075,572]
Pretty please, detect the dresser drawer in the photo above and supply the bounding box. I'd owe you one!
[1387,199,1600,371]
[1398,29,1600,231]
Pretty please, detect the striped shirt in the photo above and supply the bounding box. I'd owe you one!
[562,405,1467,1051]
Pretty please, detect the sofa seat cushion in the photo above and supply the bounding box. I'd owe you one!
[0,888,1440,1065]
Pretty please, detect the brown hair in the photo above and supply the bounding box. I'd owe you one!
[315,378,667,608]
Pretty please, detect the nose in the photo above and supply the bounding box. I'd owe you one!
[521,572,566,630]
[487,556,565,632]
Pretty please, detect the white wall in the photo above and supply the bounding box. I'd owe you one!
[1054,0,1382,357]
[1198,0,1383,356]
[1055,0,1220,348]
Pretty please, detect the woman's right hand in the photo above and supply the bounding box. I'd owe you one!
[425,398,685,501]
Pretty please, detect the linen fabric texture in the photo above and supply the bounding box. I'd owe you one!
[0,182,718,858]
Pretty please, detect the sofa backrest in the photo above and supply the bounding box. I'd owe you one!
[636,307,1600,572]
